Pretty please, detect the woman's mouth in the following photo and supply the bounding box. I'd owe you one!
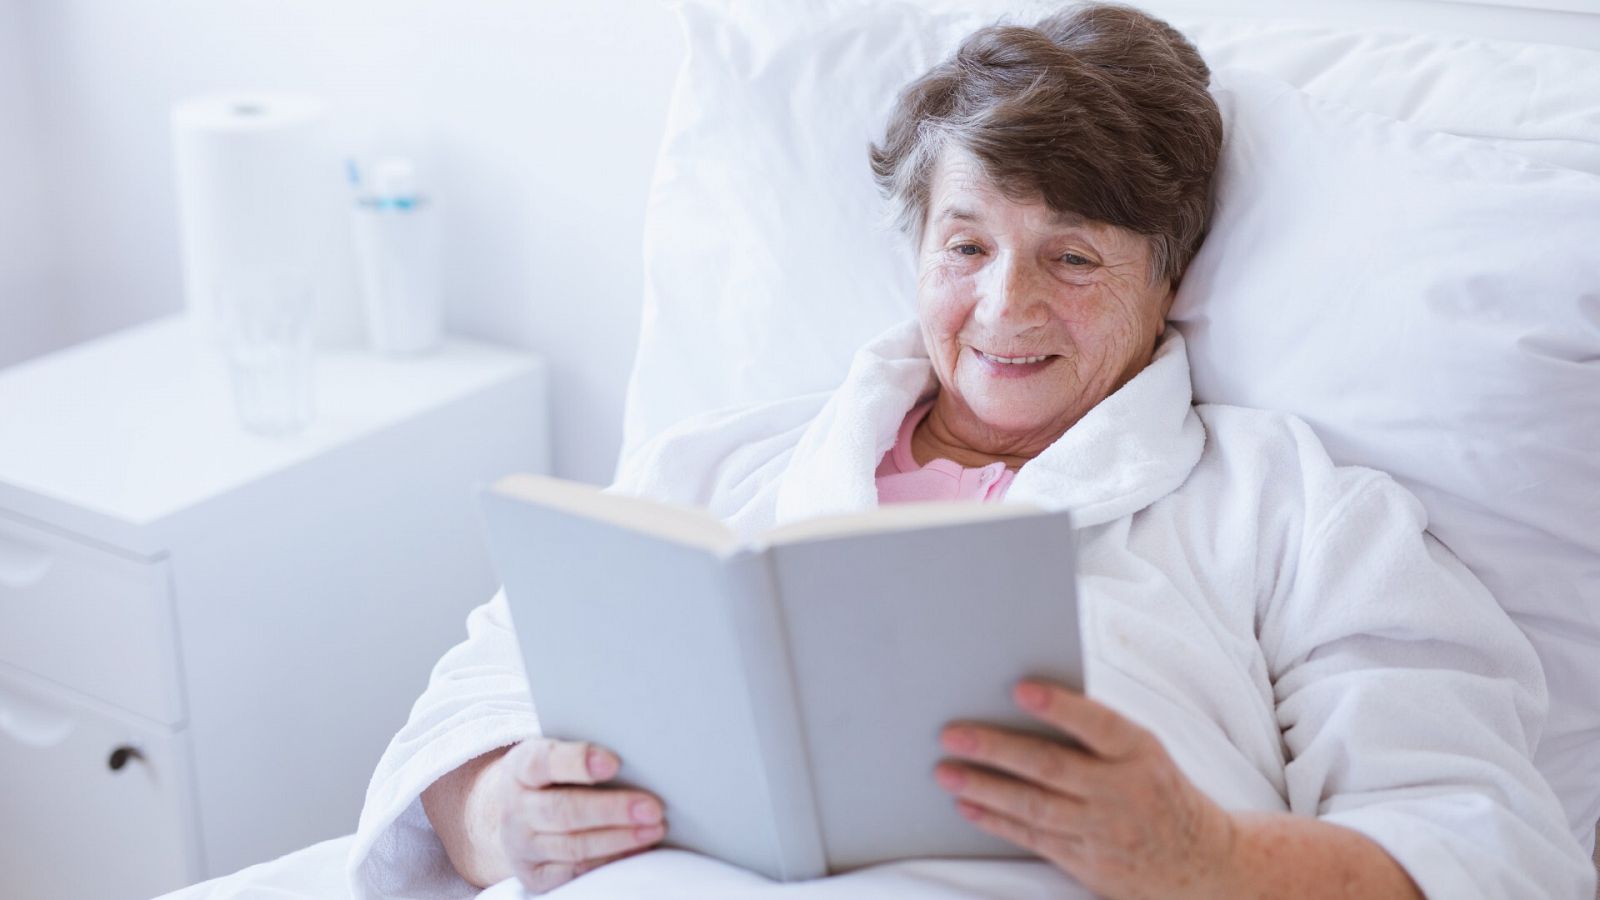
[972,348,1058,378]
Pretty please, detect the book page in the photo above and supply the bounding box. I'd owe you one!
[767,510,1082,871]
[478,487,804,880]
[490,473,737,554]
[759,499,1047,546]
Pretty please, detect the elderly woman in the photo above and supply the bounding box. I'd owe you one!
[348,5,1590,899]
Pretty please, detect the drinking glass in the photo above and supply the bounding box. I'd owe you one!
[214,278,316,435]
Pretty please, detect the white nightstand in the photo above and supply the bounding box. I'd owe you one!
[0,315,550,899]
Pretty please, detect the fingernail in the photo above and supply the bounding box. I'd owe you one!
[934,766,965,790]
[941,727,977,754]
[1016,682,1048,711]
[635,824,665,842]
[587,747,618,780]
[630,799,662,824]
[957,800,983,821]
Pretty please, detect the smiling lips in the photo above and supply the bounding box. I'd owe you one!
[977,350,1051,365]
[972,348,1058,377]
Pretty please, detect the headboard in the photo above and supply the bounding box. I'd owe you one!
[1132,0,1600,47]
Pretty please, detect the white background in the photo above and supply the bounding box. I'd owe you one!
[0,0,685,484]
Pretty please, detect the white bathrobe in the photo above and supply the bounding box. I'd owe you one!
[348,321,1594,900]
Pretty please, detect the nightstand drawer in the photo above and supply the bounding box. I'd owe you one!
[0,513,184,723]
[0,671,195,899]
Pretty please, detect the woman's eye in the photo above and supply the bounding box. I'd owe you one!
[1061,252,1092,266]
[952,243,983,257]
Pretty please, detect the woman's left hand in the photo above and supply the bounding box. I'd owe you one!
[934,681,1239,900]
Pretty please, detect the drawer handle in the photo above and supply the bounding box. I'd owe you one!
[0,687,74,748]
[108,744,146,771]
[0,533,55,590]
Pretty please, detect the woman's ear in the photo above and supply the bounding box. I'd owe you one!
[1159,283,1177,320]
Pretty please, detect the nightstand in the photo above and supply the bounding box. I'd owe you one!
[0,315,550,899]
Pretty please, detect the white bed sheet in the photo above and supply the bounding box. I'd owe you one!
[157,834,1600,900]
[482,853,1076,900]
[157,836,351,900]
[157,835,1081,900]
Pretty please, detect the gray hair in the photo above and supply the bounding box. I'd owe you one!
[868,3,1223,285]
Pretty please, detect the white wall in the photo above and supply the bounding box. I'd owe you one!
[0,0,60,369]
[11,0,685,484]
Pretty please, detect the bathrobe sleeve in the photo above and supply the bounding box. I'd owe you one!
[346,588,538,900]
[1259,467,1594,899]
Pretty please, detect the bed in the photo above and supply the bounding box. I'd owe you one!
[161,0,1600,897]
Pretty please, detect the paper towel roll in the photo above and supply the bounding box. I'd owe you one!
[172,93,363,346]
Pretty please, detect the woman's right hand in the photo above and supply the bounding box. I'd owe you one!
[496,738,668,893]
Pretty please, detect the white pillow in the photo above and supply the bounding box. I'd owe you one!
[1182,19,1600,176]
[621,0,1600,846]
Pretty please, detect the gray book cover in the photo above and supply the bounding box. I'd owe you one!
[477,474,1082,882]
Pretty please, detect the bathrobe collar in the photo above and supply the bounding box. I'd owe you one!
[773,318,1206,528]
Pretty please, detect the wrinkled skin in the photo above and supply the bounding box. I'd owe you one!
[911,148,1174,470]
[497,738,666,893]
[935,681,1238,899]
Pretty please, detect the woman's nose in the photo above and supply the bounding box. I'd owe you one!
[974,254,1048,331]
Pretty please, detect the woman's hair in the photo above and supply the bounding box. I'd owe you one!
[869,3,1223,285]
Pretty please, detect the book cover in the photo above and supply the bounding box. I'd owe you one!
[477,474,1082,881]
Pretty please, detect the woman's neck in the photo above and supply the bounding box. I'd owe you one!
[910,399,1053,470]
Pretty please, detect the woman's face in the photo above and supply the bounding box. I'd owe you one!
[916,149,1174,452]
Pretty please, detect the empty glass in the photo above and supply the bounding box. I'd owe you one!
[214,278,316,435]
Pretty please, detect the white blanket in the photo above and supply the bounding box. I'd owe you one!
[349,321,1594,899]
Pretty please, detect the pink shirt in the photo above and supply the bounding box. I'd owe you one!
[874,401,1017,504]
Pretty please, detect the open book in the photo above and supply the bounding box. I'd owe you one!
[476,473,1082,882]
